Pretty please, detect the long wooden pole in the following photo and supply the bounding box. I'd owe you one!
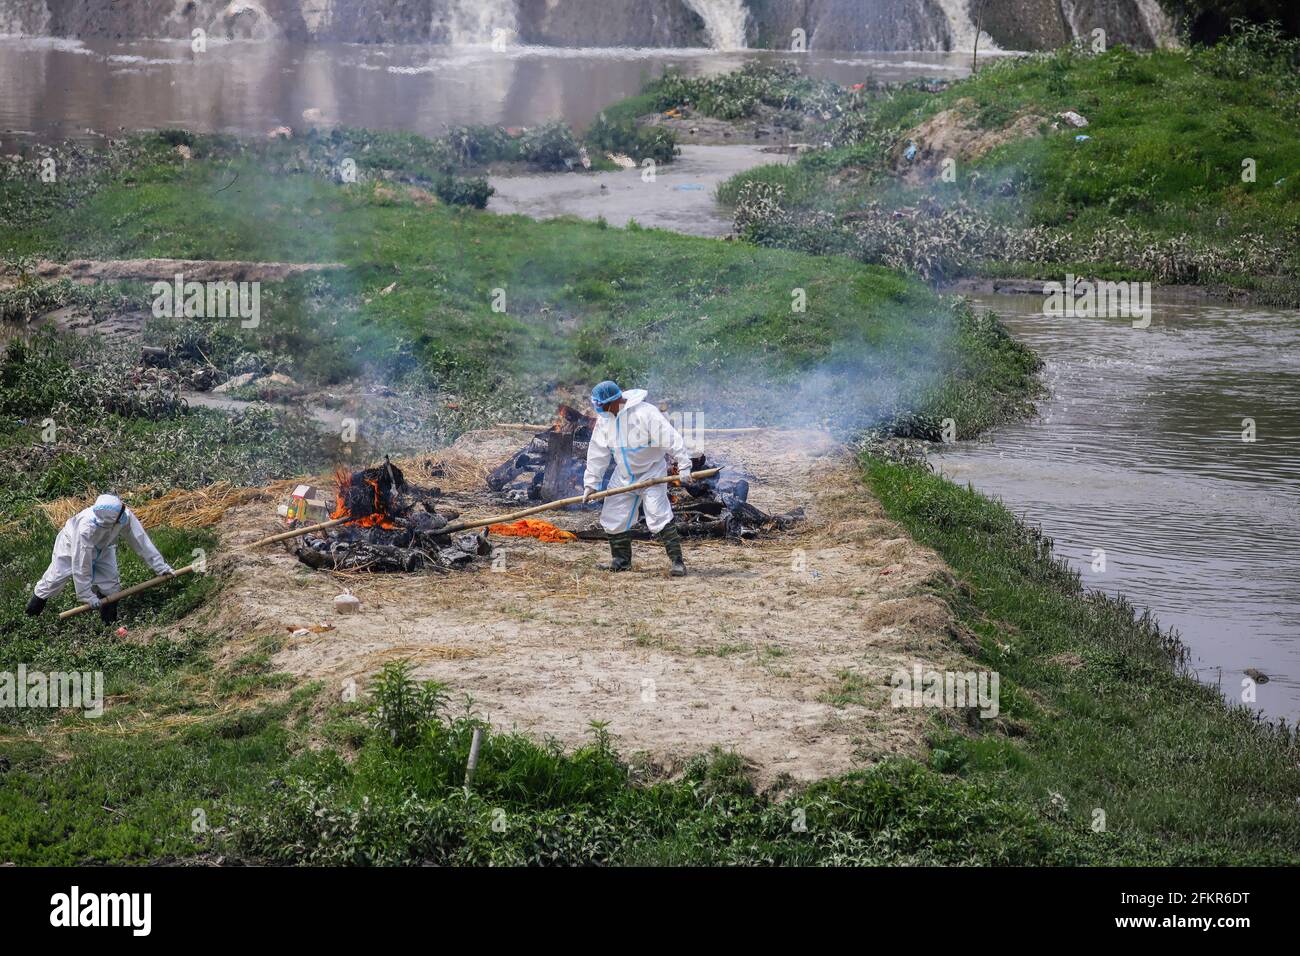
[59,564,198,620]
[56,469,721,619]
[249,516,350,548]
[493,422,763,434]
[439,468,721,535]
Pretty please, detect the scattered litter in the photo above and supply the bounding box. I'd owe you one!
[379,282,397,296]
[606,152,636,169]
[277,484,330,525]
[115,627,128,637]
[1075,134,1091,142]
[1058,110,1089,128]
[903,140,918,161]
[301,107,324,124]
[213,372,258,394]
[284,623,335,635]
[334,593,361,614]
[266,126,293,139]
[675,183,706,191]
[578,146,591,170]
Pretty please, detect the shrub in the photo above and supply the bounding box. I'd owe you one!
[519,122,581,171]
[434,175,494,209]
[583,114,679,165]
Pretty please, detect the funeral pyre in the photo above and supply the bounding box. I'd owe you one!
[488,408,804,540]
[292,458,492,573]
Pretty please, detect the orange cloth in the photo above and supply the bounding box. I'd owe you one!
[487,519,576,543]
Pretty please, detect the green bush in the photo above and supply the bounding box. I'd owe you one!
[434,175,494,209]
[583,114,679,165]
[519,122,581,171]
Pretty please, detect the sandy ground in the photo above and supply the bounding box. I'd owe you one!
[214,428,967,788]
[488,144,777,237]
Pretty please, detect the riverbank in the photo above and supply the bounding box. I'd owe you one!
[2,127,1298,866]
[630,29,1300,300]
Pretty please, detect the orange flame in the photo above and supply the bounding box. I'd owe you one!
[331,466,397,529]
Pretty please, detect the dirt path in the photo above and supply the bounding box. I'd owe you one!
[214,428,966,788]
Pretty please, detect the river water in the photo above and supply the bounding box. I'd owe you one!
[937,293,1300,723]
[0,36,975,146]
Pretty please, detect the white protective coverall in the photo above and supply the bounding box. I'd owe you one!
[583,389,694,535]
[34,495,173,605]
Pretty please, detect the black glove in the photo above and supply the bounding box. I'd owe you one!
[100,601,118,625]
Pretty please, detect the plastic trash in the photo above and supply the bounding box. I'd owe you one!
[1075,135,1091,142]
[334,593,361,614]
[903,141,918,161]
[675,183,706,191]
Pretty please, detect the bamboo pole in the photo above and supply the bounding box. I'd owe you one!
[493,422,765,434]
[55,469,723,620]
[248,516,350,548]
[439,468,721,535]
[59,564,198,620]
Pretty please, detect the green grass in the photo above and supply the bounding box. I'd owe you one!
[861,455,1300,861]
[708,28,1300,287]
[2,130,1037,434]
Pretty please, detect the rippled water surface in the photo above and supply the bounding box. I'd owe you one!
[0,37,975,145]
[935,294,1300,721]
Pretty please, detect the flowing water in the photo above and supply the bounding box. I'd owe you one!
[935,293,1300,723]
[0,36,977,146]
[442,0,518,46]
[681,0,749,51]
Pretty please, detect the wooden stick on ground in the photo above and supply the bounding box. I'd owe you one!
[439,468,721,535]
[57,470,723,620]
[492,423,765,434]
[248,516,350,548]
[59,564,199,620]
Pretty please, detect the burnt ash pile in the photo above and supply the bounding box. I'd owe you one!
[488,405,600,504]
[575,455,805,541]
[293,458,492,573]
[488,406,803,540]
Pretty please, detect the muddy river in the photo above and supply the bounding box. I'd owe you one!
[938,293,1300,722]
[0,36,974,146]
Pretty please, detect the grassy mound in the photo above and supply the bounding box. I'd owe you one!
[703,26,1300,289]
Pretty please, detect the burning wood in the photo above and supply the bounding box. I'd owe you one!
[292,457,492,573]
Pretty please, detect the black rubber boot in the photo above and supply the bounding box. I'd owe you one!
[601,531,633,571]
[100,600,118,625]
[659,523,687,577]
[25,594,46,617]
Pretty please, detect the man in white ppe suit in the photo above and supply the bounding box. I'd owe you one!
[582,381,694,576]
[26,493,175,624]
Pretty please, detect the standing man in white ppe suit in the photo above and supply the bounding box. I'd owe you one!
[582,380,694,576]
[26,493,175,624]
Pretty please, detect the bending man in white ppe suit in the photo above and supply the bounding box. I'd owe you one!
[582,381,694,576]
[27,494,175,624]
